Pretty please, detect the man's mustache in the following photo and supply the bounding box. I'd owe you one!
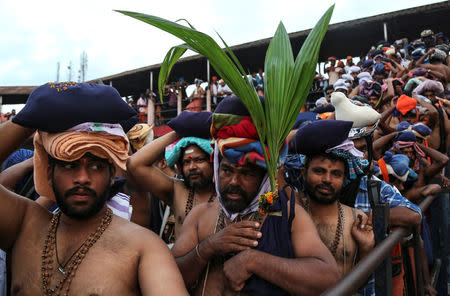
[64,186,97,198]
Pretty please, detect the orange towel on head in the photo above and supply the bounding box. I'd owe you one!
[34,130,129,200]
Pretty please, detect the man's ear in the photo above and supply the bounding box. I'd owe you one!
[301,167,306,180]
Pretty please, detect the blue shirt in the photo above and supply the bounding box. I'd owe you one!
[355,175,422,217]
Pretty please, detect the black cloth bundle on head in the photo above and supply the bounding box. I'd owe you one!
[13,82,138,133]
[289,120,353,155]
[214,95,264,116]
[292,112,319,130]
[167,111,212,139]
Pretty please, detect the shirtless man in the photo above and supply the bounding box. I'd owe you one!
[413,81,450,152]
[301,153,374,275]
[1,82,187,295]
[171,96,340,295]
[127,132,215,238]
[416,48,450,85]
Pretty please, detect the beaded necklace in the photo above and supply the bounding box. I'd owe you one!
[184,187,215,217]
[41,208,113,296]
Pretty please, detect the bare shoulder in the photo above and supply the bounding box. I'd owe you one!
[111,216,166,249]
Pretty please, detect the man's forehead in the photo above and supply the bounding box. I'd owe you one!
[220,157,262,171]
[182,145,207,158]
[309,155,345,168]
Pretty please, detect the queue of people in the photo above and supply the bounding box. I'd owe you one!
[0,28,448,296]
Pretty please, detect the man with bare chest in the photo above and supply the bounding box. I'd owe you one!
[0,82,187,295]
[287,119,375,277]
[127,130,215,239]
[301,155,374,276]
[171,96,340,295]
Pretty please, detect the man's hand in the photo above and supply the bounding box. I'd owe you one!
[203,221,261,256]
[351,212,375,254]
[223,249,254,291]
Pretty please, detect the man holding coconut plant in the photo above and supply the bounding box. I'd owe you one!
[117,4,337,294]
[171,96,340,295]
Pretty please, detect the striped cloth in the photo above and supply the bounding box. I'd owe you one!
[107,192,133,220]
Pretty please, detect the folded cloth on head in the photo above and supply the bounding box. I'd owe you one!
[167,111,212,139]
[359,80,382,98]
[349,66,361,74]
[413,79,444,95]
[127,123,153,151]
[411,48,426,60]
[374,152,417,183]
[397,122,432,139]
[361,60,374,70]
[404,78,422,92]
[315,97,328,107]
[289,120,353,155]
[396,95,417,115]
[392,141,425,171]
[164,137,213,167]
[34,122,130,200]
[395,131,417,142]
[333,79,349,91]
[342,74,354,82]
[357,72,373,84]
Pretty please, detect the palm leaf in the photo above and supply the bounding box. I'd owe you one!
[116,6,334,191]
[158,45,188,103]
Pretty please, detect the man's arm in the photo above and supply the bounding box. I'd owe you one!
[417,143,449,181]
[412,94,438,129]
[138,229,189,296]
[172,203,262,287]
[0,121,38,250]
[126,131,179,205]
[0,157,34,191]
[224,204,340,295]
[416,48,434,67]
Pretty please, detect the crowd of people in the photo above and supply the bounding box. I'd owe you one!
[126,73,262,125]
[0,27,448,296]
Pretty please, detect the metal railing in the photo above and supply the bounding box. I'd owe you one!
[322,193,442,295]
[142,90,213,127]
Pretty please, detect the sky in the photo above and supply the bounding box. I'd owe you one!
[0,0,443,112]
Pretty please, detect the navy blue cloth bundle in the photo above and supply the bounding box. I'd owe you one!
[13,82,138,133]
[167,111,212,139]
[289,120,353,155]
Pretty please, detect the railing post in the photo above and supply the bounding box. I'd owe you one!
[368,180,393,296]
[177,92,182,115]
[148,98,155,126]
[412,226,424,296]
[373,203,393,296]
[206,89,211,112]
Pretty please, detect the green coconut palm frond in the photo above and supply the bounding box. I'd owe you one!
[116,6,334,191]
[264,6,334,187]
[158,45,188,103]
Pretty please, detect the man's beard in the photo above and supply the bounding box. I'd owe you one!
[183,170,212,190]
[305,181,339,205]
[53,183,110,220]
[220,185,257,214]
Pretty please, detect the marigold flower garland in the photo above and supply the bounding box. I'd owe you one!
[258,190,278,214]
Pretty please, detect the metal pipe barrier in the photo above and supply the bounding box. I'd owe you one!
[322,194,438,296]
